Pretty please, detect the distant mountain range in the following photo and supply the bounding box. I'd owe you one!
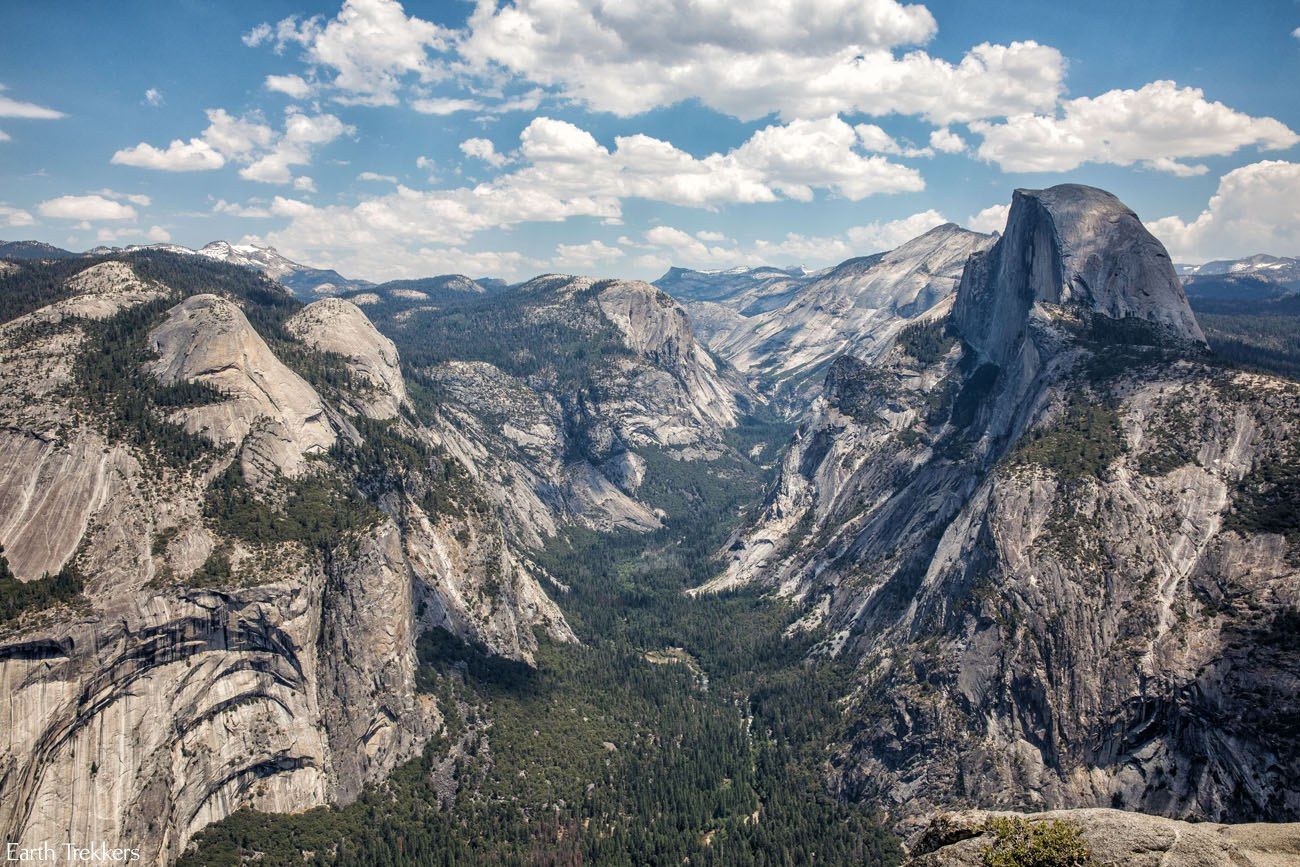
[1176,253,1300,283]
[655,223,995,411]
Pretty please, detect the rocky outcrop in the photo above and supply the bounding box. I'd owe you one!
[906,808,1300,866]
[146,294,337,481]
[287,297,407,419]
[595,279,748,432]
[954,185,1204,367]
[711,185,1300,826]
[664,224,995,411]
[0,258,573,863]
[409,275,756,543]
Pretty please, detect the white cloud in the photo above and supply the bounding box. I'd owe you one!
[0,130,9,142]
[459,137,506,167]
[731,117,925,200]
[638,211,949,270]
[247,0,452,106]
[201,109,276,159]
[266,74,314,98]
[1146,160,1300,262]
[854,123,931,157]
[358,171,398,183]
[97,189,151,207]
[239,110,353,184]
[967,203,1010,234]
[114,107,337,176]
[750,231,852,265]
[0,204,35,227]
[112,138,226,171]
[0,85,65,119]
[242,22,274,47]
[143,88,164,107]
[259,115,927,280]
[293,175,318,192]
[845,209,948,250]
[553,239,624,270]
[415,155,435,170]
[38,195,137,222]
[643,226,736,264]
[972,81,1298,173]
[461,1,1062,122]
[1293,26,1300,40]
[929,127,965,153]
[213,199,274,218]
[410,96,484,115]
[1142,157,1208,178]
[94,224,173,244]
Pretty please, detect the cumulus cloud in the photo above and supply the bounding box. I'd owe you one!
[461,1,1062,122]
[460,137,506,167]
[201,108,276,159]
[1145,160,1300,262]
[972,81,1298,174]
[358,171,398,182]
[643,226,736,263]
[246,0,452,106]
[845,209,948,249]
[266,74,314,98]
[112,138,226,171]
[853,124,931,157]
[967,203,1010,234]
[143,88,164,107]
[97,189,152,207]
[257,115,927,279]
[38,195,137,222]
[240,110,352,184]
[929,127,966,153]
[114,107,350,183]
[0,204,35,227]
[553,239,624,270]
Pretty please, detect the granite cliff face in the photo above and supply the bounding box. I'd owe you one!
[710,185,1299,826]
[361,274,758,543]
[285,298,407,419]
[660,224,995,412]
[0,254,571,863]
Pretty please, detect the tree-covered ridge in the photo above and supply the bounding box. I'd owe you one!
[0,545,85,627]
[72,297,225,468]
[358,278,639,395]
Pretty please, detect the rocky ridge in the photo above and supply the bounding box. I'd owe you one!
[708,185,1300,827]
[0,254,571,862]
[905,808,1300,866]
[363,273,759,542]
[660,224,995,412]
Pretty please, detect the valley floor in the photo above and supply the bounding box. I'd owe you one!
[179,424,904,867]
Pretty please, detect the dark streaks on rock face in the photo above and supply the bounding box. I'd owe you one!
[715,184,1300,829]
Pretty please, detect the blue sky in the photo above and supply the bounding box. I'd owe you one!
[1,0,1298,280]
